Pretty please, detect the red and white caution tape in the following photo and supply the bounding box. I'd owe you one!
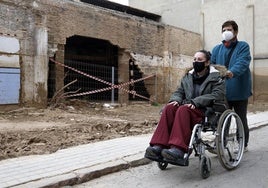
[49,58,155,101]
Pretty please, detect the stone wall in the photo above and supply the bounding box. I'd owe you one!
[0,0,47,107]
[0,0,201,106]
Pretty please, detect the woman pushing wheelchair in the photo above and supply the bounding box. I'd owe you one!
[145,50,226,165]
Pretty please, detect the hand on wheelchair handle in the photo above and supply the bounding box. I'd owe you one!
[225,70,234,78]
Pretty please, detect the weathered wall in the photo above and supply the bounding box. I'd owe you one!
[130,52,193,102]
[42,0,200,56]
[43,0,201,103]
[129,0,201,34]
[0,0,48,107]
[0,0,201,106]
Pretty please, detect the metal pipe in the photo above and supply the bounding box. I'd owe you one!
[201,11,205,49]
[247,4,255,103]
[254,56,268,60]
[111,66,115,104]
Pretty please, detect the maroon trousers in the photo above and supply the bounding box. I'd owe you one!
[150,104,204,152]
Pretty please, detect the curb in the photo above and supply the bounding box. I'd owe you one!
[14,153,151,188]
[249,123,268,131]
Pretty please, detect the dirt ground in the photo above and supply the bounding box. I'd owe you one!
[0,100,163,161]
[0,99,266,161]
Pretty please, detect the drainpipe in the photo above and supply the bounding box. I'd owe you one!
[201,0,205,49]
[201,11,205,49]
[247,4,255,103]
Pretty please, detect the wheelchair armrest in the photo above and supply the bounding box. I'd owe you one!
[212,101,228,113]
[204,100,227,117]
[205,107,214,117]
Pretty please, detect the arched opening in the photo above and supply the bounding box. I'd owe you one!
[63,35,118,101]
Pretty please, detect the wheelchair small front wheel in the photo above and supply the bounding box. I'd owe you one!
[157,161,168,170]
[199,155,211,179]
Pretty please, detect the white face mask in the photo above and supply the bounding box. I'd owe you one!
[222,30,234,41]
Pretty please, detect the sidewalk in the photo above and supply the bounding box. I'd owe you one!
[0,111,268,188]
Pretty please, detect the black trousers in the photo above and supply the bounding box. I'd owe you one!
[228,100,249,147]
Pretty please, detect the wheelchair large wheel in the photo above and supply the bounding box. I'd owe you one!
[215,109,245,170]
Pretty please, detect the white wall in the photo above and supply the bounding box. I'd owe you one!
[202,0,268,101]
[130,0,268,58]
[0,36,20,68]
[201,0,253,52]
[129,0,201,33]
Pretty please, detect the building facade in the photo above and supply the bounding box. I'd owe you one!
[0,0,201,107]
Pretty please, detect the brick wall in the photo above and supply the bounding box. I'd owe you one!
[0,0,201,106]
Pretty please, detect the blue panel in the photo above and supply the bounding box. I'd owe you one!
[0,68,20,73]
[0,68,20,104]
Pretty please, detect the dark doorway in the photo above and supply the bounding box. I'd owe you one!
[129,59,150,101]
[47,57,56,99]
[64,36,118,101]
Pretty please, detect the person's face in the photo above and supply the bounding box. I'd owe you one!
[222,25,237,37]
[193,52,209,66]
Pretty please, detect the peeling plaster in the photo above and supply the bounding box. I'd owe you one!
[0,36,20,53]
[130,52,192,69]
[130,52,193,102]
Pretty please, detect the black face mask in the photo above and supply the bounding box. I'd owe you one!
[193,61,206,72]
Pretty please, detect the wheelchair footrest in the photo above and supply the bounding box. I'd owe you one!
[144,154,164,163]
[163,157,189,166]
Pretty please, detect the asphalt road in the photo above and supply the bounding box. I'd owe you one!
[72,126,268,188]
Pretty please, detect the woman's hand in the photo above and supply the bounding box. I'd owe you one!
[185,103,196,109]
[168,101,180,106]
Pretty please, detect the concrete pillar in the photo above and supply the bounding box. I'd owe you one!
[33,24,48,107]
[54,44,65,93]
[117,49,130,104]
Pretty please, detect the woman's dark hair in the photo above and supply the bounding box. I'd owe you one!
[222,20,238,32]
[198,50,211,61]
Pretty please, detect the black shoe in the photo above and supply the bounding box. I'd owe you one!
[144,145,163,162]
[161,148,188,166]
[161,148,184,160]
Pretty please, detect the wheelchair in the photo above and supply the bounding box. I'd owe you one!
[156,102,245,179]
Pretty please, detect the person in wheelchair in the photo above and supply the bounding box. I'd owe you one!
[145,50,226,166]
